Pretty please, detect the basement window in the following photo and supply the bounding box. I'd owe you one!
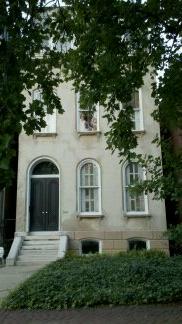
[128,239,147,251]
[81,240,99,255]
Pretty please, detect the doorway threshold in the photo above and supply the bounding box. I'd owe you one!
[29,231,62,236]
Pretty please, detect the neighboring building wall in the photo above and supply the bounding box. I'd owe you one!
[15,74,168,253]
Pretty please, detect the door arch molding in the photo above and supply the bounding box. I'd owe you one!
[26,156,61,232]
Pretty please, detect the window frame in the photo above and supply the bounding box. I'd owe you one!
[132,89,144,132]
[122,161,149,216]
[32,89,57,135]
[77,159,102,216]
[76,92,100,134]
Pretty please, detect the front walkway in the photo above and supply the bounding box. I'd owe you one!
[0,264,43,300]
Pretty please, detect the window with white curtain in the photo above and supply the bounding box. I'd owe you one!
[32,89,56,134]
[76,93,99,133]
[124,162,148,214]
[78,160,101,215]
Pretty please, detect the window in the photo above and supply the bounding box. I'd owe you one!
[32,161,59,175]
[78,160,101,215]
[128,239,149,251]
[128,90,144,131]
[81,240,99,255]
[123,162,148,215]
[76,93,99,133]
[32,89,56,134]
[43,37,72,53]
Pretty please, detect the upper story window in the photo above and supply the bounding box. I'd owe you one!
[32,89,56,134]
[78,160,101,215]
[123,162,148,215]
[127,90,144,131]
[43,38,72,53]
[76,93,99,133]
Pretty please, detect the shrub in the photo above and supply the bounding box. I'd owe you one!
[165,224,182,245]
[1,254,182,310]
[165,224,182,255]
[118,249,167,259]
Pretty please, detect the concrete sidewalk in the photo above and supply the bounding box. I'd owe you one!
[0,264,43,300]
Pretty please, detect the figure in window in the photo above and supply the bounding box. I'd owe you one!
[80,112,97,132]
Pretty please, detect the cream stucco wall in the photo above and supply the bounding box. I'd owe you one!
[15,74,168,253]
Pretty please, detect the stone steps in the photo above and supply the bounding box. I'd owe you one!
[24,235,60,240]
[16,260,55,266]
[19,250,58,256]
[22,245,58,250]
[15,235,60,266]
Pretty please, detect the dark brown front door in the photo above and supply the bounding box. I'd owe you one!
[30,178,59,231]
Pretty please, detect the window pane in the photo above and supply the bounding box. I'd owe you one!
[80,163,98,186]
[138,166,144,181]
[80,189,86,212]
[85,175,89,186]
[43,110,56,133]
[91,200,94,211]
[85,201,89,212]
[33,89,42,101]
[130,91,139,108]
[134,163,138,173]
[82,240,99,254]
[94,188,99,211]
[32,161,59,175]
[93,166,98,185]
[136,195,145,211]
[133,109,140,130]
[90,175,94,186]
[89,163,93,174]
[79,110,98,132]
[126,189,131,211]
[80,188,99,212]
[129,240,146,251]
[128,91,141,131]
[126,189,145,212]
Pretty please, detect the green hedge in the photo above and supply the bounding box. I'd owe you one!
[1,252,182,310]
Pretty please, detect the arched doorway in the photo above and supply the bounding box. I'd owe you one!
[29,160,59,231]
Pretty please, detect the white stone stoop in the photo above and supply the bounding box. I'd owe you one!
[8,234,68,266]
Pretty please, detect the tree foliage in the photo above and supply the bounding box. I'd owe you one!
[0,0,62,189]
[0,0,181,211]
[49,0,182,204]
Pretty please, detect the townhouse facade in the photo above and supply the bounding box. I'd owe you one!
[7,72,169,264]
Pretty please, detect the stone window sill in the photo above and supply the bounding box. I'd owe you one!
[33,133,57,138]
[124,213,151,218]
[132,130,146,135]
[77,131,101,137]
[77,213,104,219]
